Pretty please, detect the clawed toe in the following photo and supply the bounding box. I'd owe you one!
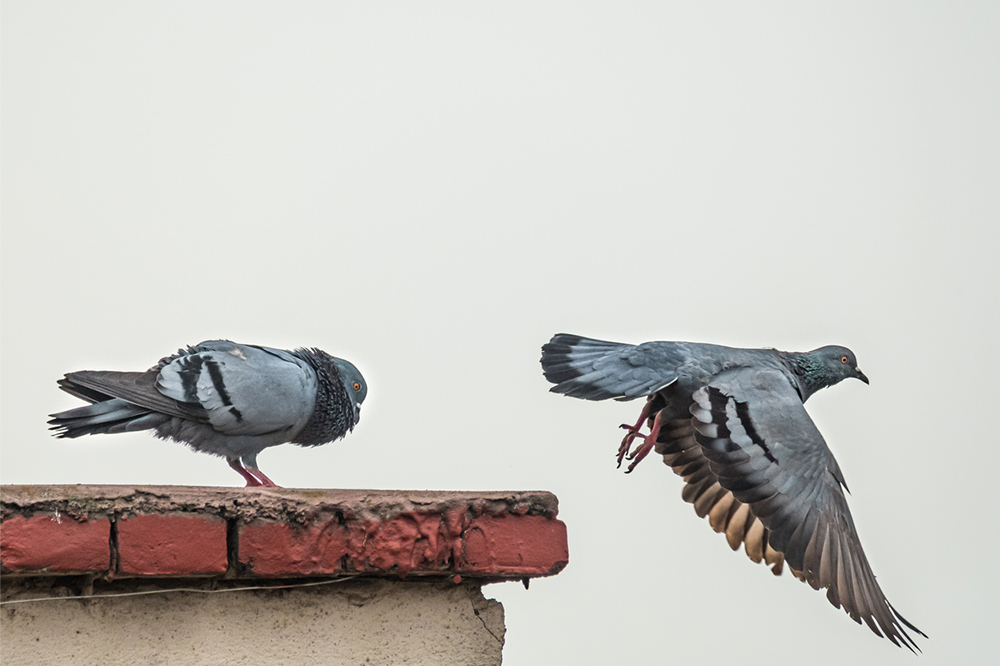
[620,410,664,473]
[617,429,644,467]
[624,439,656,473]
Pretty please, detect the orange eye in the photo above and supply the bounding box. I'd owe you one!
[353,382,361,391]
[840,356,849,364]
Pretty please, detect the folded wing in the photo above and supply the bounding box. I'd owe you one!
[154,341,317,437]
[51,341,318,440]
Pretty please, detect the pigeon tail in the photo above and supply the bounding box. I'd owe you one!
[48,399,167,438]
[541,334,680,401]
[541,334,635,400]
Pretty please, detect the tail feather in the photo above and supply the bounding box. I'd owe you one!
[541,334,629,376]
[56,370,201,421]
[48,398,165,438]
[541,333,680,401]
[541,334,639,401]
[56,377,114,404]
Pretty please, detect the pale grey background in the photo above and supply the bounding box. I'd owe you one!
[2,2,997,664]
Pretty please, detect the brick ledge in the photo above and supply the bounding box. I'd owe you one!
[0,485,569,581]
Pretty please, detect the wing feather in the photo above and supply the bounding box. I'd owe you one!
[58,370,204,421]
[156,342,317,437]
[653,412,785,574]
[689,370,924,651]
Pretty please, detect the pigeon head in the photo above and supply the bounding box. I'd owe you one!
[288,348,367,444]
[798,345,869,393]
[335,358,367,419]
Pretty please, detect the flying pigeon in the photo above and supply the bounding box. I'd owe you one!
[49,340,367,487]
[540,333,924,651]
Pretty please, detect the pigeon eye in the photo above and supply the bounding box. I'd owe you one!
[840,356,849,364]
[353,382,361,391]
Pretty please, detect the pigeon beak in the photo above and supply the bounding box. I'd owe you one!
[856,368,870,385]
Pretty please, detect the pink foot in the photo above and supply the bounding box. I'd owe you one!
[618,400,652,467]
[624,410,664,474]
[228,459,264,487]
[247,467,281,488]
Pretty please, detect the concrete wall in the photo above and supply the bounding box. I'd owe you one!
[1,577,505,666]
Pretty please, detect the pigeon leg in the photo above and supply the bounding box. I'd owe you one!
[246,467,280,488]
[624,409,664,474]
[228,458,263,487]
[240,453,281,488]
[618,400,652,467]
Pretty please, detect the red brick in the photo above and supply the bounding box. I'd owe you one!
[348,511,461,575]
[118,514,227,576]
[0,514,110,574]
[257,509,572,578]
[239,516,348,577]
[462,514,569,576]
[1,487,571,581]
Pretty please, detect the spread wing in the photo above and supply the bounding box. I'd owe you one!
[653,413,787,575]
[688,368,924,652]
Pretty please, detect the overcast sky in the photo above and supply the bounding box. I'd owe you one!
[3,2,998,664]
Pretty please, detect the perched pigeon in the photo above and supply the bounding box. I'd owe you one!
[541,333,924,651]
[49,340,367,487]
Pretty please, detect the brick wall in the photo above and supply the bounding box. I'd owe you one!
[0,486,568,580]
[0,485,569,666]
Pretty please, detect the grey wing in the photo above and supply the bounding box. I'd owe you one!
[56,370,205,422]
[155,341,318,437]
[54,339,275,421]
[652,411,786,574]
[690,368,925,652]
[540,334,681,401]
